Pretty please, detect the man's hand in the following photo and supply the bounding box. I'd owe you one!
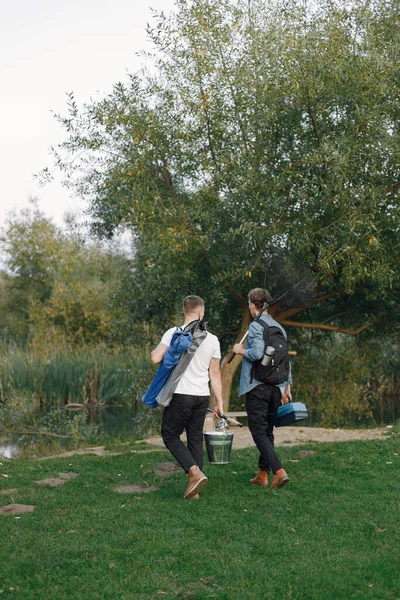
[232,343,245,356]
[281,385,291,405]
[212,405,224,419]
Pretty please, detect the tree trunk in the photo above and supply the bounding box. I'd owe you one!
[220,306,251,412]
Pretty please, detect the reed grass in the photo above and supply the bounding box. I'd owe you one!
[0,344,154,407]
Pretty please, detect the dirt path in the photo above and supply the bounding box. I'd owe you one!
[146,418,390,450]
[36,421,391,460]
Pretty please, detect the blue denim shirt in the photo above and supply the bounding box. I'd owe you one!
[238,314,292,397]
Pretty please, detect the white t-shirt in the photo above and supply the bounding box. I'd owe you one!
[160,325,221,396]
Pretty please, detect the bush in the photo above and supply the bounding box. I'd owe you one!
[290,337,399,426]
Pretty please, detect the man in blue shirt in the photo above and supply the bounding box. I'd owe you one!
[232,288,291,489]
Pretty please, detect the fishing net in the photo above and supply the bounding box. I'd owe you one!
[227,247,316,364]
[262,247,316,310]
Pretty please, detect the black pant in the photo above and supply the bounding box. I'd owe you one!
[161,393,209,473]
[246,384,283,474]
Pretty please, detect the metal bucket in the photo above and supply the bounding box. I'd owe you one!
[204,431,234,464]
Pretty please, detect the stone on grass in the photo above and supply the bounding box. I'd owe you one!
[154,462,181,478]
[116,485,159,494]
[0,489,18,495]
[0,504,35,515]
[38,446,123,460]
[35,478,66,487]
[58,473,78,480]
[299,450,317,457]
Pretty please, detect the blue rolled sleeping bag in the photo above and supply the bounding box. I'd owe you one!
[156,328,207,407]
[142,329,193,409]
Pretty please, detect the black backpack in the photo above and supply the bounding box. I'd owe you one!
[252,319,289,385]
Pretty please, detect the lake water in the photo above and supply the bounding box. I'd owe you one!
[0,405,159,459]
[0,441,20,459]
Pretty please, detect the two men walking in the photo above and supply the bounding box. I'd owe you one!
[150,290,291,498]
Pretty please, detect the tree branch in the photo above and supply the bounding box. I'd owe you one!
[320,312,346,325]
[276,289,344,320]
[215,46,249,153]
[314,289,345,304]
[278,319,373,335]
[296,58,320,145]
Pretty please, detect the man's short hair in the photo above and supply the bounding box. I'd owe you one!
[183,295,205,314]
[248,288,272,310]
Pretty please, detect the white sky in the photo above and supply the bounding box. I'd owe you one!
[0,0,177,229]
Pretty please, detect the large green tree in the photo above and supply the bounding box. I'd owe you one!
[43,0,399,406]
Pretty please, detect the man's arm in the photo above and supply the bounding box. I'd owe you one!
[232,322,264,360]
[209,357,224,415]
[150,343,168,365]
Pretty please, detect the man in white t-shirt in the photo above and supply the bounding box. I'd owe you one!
[151,295,224,499]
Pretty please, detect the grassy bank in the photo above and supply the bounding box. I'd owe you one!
[0,433,399,600]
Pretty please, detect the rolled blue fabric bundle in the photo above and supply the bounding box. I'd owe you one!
[156,329,207,407]
[142,330,193,409]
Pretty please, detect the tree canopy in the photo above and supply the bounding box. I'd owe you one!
[43,0,399,346]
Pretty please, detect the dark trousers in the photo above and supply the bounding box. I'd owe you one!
[161,393,209,473]
[246,384,283,474]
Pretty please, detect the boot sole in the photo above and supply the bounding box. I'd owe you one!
[250,480,269,487]
[184,476,208,499]
[271,476,290,490]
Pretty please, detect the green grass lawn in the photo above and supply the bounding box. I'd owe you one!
[1,433,399,600]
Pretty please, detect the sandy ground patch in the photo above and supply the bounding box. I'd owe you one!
[0,488,18,495]
[37,446,124,460]
[116,485,159,494]
[35,478,67,487]
[28,421,390,460]
[146,416,389,450]
[0,504,35,515]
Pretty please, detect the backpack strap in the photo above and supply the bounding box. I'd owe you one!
[249,319,269,384]
[255,319,270,349]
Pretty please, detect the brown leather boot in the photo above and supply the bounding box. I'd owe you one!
[250,470,269,487]
[271,468,290,489]
[184,466,208,499]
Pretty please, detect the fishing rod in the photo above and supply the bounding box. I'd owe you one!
[206,407,243,427]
